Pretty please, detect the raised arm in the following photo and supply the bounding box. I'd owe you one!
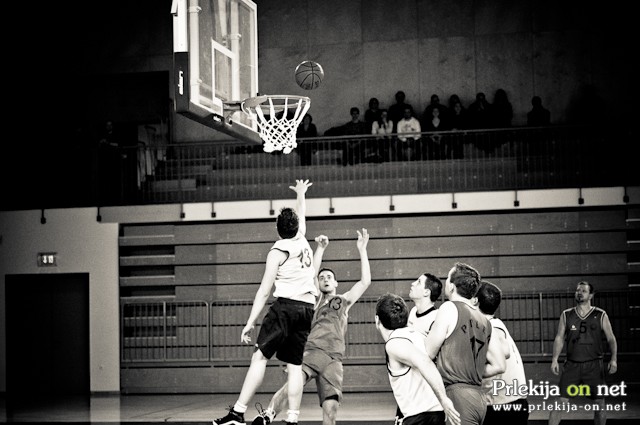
[387,339,461,425]
[602,312,618,374]
[289,179,312,236]
[550,311,567,375]
[312,234,329,293]
[240,249,285,344]
[344,228,371,306]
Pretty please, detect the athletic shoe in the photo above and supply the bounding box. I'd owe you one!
[212,406,244,425]
[252,402,272,425]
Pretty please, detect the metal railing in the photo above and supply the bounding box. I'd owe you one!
[9,125,635,211]
[120,289,640,364]
[132,126,631,205]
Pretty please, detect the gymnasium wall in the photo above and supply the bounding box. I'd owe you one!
[1,194,637,393]
[44,0,632,143]
[256,0,631,134]
[117,204,638,393]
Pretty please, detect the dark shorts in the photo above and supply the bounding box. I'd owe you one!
[485,398,529,425]
[446,383,486,425]
[402,411,445,425]
[558,359,606,400]
[255,298,314,365]
[301,348,344,405]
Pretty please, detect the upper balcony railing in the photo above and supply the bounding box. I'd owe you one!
[7,125,635,211]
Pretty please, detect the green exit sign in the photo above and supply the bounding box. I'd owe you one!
[37,252,57,267]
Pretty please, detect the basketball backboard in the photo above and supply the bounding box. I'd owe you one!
[171,0,260,143]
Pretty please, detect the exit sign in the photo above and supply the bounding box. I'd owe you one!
[37,252,57,267]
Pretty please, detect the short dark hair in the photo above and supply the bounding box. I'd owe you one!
[423,273,442,302]
[577,280,594,294]
[350,107,360,115]
[477,280,502,315]
[276,207,299,239]
[449,262,481,299]
[318,268,336,279]
[376,293,408,330]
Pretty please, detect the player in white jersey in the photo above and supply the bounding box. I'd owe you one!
[252,229,371,425]
[476,280,529,425]
[408,273,443,341]
[394,273,443,424]
[214,179,318,425]
[376,293,460,425]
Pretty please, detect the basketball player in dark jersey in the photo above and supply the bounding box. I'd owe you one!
[548,281,618,425]
[425,262,506,425]
[252,229,371,425]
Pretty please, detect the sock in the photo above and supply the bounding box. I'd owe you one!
[265,408,276,420]
[232,402,247,414]
[286,409,300,423]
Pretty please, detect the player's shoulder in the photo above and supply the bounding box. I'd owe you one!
[439,300,456,311]
[490,317,509,335]
[490,317,506,328]
[388,326,415,341]
[592,306,608,318]
[561,306,575,316]
[272,232,306,248]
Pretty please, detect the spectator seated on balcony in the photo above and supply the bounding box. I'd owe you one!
[296,113,318,166]
[388,90,413,133]
[467,92,492,130]
[371,109,394,162]
[468,92,496,155]
[491,88,513,128]
[364,97,382,134]
[423,105,450,160]
[324,107,368,166]
[422,94,449,128]
[448,97,468,159]
[487,88,514,155]
[527,96,551,126]
[396,105,422,161]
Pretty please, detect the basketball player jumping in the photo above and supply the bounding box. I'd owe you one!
[252,228,371,425]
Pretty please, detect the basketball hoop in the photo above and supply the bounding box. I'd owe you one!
[241,95,311,154]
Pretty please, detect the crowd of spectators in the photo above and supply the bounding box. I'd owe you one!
[297,89,551,164]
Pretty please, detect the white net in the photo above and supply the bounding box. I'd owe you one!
[242,95,311,154]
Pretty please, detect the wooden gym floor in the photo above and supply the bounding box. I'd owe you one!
[1,390,639,424]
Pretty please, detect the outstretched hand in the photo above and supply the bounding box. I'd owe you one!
[356,228,369,250]
[289,179,312,195]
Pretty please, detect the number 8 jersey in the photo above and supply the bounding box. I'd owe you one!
[271,231,318,303]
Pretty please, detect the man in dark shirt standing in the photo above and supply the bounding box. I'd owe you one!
[548,281,618,425]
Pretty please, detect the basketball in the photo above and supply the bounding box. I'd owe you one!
[295,61,324,90]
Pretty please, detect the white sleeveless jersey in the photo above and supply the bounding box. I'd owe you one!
[482,317,527,405]
[407,305,437,349]
[271,232,317,303]
[386,327,443,417]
